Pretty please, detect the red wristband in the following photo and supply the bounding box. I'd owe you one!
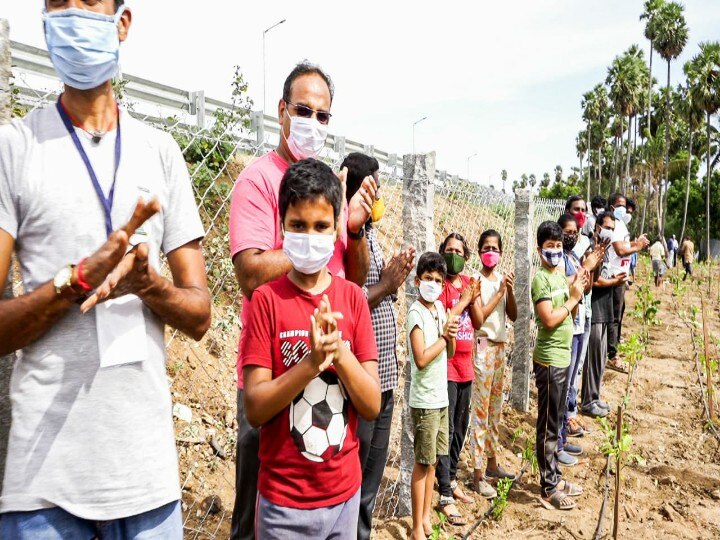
[75,258,93,292]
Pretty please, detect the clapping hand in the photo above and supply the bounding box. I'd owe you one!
[460,276,481,305]
[79,197,161,311]
[308,295,344,373]
[339,167,377,234]
[443,309,460,341]
[585,240,607,271]
[381,247,416,293]
[504,271,515,291]
[570,269,588,301]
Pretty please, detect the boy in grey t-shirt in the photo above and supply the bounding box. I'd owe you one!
[406,252,459,536]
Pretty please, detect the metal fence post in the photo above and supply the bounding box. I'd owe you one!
[398,152,436,516]
[334,136,346,161]
[0,17,13,496]
[511,189,533,411]
[251,110,265,149]
[189,90,205,129]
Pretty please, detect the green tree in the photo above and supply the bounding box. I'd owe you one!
[640,0,666,136]
[649,1,689,237]
[607,46,651,192]
[576,134,587,185]
[685,42,720,256]
[501,169,508,193]
[582,84,610,194]
[675,80,705,240]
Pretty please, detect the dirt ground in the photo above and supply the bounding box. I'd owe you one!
[374,262,720,540]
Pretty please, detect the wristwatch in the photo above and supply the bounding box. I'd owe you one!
[53,265,84,299]
[347,226,365,240]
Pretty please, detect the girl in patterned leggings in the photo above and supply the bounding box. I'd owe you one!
[470,230,518,498]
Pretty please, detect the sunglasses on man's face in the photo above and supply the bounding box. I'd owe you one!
[285,100,332,125]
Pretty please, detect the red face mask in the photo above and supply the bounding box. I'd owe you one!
[572,211,586,228]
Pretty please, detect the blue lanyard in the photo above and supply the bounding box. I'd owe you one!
[56,98,121,238]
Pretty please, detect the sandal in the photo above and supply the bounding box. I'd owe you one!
[558,480,584,497]
[450,481,474,504]
[567,417,585,437]
[541,490,576,510]
[607,357,629,374]
[438,497,466,526]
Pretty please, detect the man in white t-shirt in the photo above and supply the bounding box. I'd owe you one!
[0,2,211,537]
[604,193,648,373]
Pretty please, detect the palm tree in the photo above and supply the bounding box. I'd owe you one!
[685,42,720,257]
[675,80,704,241]
[649,1,689,236]
[576,133,588,191]
[607,46,650,193]
[582,88,599,192]
[640,0,666,136]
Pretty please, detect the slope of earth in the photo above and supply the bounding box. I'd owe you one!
[375,263,720,539]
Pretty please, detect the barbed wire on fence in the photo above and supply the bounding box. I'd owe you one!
[9,52,567,536]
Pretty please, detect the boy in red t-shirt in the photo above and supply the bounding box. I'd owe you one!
[436,233,482,522]
[242,159,380,538]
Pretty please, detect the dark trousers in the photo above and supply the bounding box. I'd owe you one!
[683,262,693,280]
[607,285,625,360]
[534,362,568,498]
[582,323,608,409]
[230,389,260,540]
[357,389,395,540]
[435,380,472,498]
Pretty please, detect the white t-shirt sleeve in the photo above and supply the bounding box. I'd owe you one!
[160,133,205,254]
[0,123,23,239]
[612,220,629,243]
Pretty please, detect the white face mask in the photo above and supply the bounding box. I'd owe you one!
[599,228,615,242]
[623,213,632,224]
[284,110,328,160]
[418,280,442,303]
[283,231,336,275]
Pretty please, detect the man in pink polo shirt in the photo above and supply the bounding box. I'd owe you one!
[228,61,376,540]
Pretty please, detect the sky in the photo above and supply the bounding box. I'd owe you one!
[5,0,720,188]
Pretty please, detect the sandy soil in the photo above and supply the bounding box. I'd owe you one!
[373,263,720,539]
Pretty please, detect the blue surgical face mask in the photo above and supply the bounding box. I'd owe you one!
[541,248,564,268]
[43,7,125,90]
[613,205,627,222]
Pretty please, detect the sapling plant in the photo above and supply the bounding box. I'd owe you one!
[491,478,513,521]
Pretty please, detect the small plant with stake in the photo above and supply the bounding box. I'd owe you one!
[596,408,645,540]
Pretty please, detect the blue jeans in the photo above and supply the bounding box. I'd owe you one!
[570,319,592,419]
[558,331,586,451]
[0,500,182,540]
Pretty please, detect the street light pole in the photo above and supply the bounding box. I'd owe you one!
[263,19,286,114]
[466,152,478,182]
[412,116,428,154]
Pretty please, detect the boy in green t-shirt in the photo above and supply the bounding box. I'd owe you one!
[531,221,587,511]
[407,252,459,539]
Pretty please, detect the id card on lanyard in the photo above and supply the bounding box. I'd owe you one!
[57,97,148,368]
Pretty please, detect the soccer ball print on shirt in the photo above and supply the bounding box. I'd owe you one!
[290,370,349,462]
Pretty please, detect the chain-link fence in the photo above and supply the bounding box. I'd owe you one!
[7,40,568,538]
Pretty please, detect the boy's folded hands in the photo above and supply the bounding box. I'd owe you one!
[309,294,345,373]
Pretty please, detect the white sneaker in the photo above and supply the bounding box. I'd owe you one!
[473,479,497,499]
